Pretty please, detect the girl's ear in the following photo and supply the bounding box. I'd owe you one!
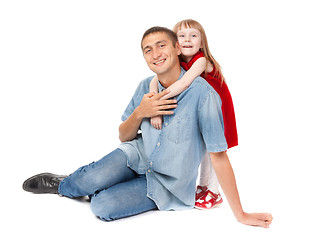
[175,41,182,56]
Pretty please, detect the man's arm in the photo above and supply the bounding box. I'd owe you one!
[119,89,177,142]
[210,151,273,228]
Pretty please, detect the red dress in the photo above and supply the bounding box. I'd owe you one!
[180,52,238,149]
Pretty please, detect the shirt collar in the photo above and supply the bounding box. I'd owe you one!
[157,67,186,92]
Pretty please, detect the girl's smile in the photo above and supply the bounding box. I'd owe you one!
[177,27,202,62]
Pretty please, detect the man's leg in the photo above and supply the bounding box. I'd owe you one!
[90,175,157,221]
[23,148,137,196]
[58,148,137,197]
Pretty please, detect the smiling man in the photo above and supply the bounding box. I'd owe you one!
[141,34,181,86]
[23,26,272,227]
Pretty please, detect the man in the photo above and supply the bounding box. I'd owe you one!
[23,26,272,227]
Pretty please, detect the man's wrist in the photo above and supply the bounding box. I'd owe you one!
[134,106,144,121]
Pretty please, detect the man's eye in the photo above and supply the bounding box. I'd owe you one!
[159,44,165,48]
[145,49,151,54]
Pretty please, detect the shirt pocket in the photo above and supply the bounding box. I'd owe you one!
[166,114,192,144]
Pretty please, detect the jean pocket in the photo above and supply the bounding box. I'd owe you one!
[166,115,192,144]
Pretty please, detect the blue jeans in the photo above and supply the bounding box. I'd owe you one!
[58,148,157,221]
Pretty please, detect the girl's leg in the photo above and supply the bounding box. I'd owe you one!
[199,151,211,186]
[207,159,220,194]
[58,148,137,198]
[199,151,219,193]
[90,176,157,221]
[195,152,222,210]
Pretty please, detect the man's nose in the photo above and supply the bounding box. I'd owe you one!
[152,48,161,59]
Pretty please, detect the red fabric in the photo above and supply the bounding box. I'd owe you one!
[181,52,238,149]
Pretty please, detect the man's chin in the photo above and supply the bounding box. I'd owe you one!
[150,67,167,76]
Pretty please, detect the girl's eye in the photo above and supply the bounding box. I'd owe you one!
[178,34,184,38]
[192,34,197,37]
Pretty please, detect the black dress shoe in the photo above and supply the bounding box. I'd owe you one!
[22,173,67,194]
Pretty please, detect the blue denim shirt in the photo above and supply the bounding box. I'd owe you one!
[119,68,227,211]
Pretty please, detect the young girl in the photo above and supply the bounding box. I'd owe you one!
[149,19,238,210]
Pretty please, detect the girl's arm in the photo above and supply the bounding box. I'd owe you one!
[160,57,207,100]
[210,151,273,228]
[149,75,159,94]
[149,75,163,129]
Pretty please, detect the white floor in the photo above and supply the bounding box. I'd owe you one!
[4,150,307,240]
[2,189,283,240]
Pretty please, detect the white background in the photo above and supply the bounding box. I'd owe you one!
[1,0,308,239]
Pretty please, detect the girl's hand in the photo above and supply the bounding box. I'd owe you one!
[237,212,273,228]
[151,115,163,130]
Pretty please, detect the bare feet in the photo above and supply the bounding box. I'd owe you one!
[237,212,273,228]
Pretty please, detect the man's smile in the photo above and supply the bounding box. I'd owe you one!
[153,59,166,65]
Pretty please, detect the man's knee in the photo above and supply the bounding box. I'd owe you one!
[90,190,118,221]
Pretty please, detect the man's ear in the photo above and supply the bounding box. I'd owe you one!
[175,41,181,56]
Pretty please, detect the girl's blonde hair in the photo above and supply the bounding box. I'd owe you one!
[173,19,225,83]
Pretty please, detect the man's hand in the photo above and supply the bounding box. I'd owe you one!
[119,89,177,143]
[136,89,177,119]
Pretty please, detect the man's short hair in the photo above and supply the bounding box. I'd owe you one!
[141,26,178,49]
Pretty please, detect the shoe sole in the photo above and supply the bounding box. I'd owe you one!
[194,201,223,210]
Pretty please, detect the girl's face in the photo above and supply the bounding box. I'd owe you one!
[176,27,202,62]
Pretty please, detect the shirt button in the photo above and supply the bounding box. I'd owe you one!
[157,142,160,147]
[150,162,153,165]
[148,169,151,173]
[165,122,168,126]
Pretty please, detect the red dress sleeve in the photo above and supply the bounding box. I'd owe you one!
[180,51,205,71]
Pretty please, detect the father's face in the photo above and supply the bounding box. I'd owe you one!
[142,32,181,76]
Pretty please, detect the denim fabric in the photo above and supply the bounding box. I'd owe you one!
[58,149,157,221]
[119,68,227,211]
